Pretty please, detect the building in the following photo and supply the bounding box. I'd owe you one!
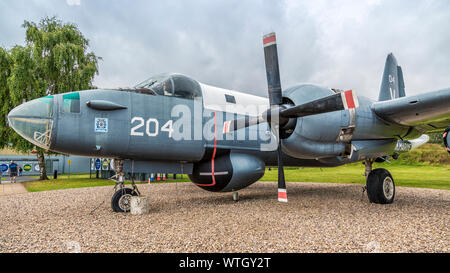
[0,155,90,176]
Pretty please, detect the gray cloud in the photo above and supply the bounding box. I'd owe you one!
[1,0,449,99]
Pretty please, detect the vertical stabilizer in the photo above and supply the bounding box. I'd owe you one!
[379,53,405,101]
[397,66,406,98]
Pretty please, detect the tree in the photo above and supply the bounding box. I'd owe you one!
[0,48,13,148]
[0,16,100,180]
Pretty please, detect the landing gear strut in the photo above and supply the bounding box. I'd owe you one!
[363,159,395,204]
[110,160,140,213]
[363,159,374,178]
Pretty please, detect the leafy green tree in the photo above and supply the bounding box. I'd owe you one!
[0,16,100,180]
[0,48,12,148]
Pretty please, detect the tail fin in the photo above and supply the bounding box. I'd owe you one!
[397,65,406,98]
[378,53,406,101]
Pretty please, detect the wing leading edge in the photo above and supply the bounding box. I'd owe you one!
[372,88,450,133]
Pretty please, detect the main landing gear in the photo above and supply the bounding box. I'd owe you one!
[110,160,141,213]
[363,159,395,204]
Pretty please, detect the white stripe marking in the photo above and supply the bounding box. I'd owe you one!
[341,92,349,110]
[263,41,276,47]
[352,91,359,108]
[199,171,229,176]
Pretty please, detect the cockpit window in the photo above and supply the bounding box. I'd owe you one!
[8,96,54,118]
[135,74,171,96]
[134,73,202,99]
[62,92,80,113]
[172,74,202,99]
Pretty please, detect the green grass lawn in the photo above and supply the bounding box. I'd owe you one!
[14,143,450,192]
[261,162,450,190]
[24,162,449,192]
[24,173,190,192]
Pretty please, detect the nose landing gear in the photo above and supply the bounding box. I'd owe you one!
[111,188,138,212]
[110,160,141,213]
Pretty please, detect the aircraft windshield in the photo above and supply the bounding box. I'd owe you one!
[135,74,172,96]
[134,73,202,99]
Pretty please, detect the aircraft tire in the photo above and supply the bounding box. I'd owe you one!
[366,168,395,204]
[111,188,138,213]
[444,126,450,154]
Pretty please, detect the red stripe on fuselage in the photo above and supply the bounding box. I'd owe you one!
[197,111,217,187]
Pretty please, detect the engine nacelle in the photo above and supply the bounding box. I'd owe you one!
[281,85,347,159]
[189,152,265,192]
[280,84,416,159]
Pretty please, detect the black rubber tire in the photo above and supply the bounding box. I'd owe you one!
[366,168,395,204]
[443,126,450,154]
[111,188,138,213]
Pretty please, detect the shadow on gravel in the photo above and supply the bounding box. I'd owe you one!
[171,182,450,211]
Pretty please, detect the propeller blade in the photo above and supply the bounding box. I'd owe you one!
[280,90,359,118]
[223,116,264,134]
[263,32,283,106]
[276,134,287,203]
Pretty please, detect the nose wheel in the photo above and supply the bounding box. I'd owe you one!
[110,159,141,213]
[111,188,138,212]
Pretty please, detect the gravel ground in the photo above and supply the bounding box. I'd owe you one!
[0,181,448,253]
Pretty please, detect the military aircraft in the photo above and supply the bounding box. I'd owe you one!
[7,32,450,212]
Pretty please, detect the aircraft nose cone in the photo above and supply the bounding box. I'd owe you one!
[8,96,55,149]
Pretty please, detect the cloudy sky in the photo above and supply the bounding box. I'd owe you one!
[0,0,449,99]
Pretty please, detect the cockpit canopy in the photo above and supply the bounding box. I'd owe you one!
[135,73,202,99]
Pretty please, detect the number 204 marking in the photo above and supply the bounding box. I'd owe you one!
[130,117,173,138]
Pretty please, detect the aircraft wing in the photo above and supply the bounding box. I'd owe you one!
[372,88,450,133]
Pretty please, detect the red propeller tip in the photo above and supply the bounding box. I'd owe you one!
[341,90,359,109]
[278,188,288,203]
[263,33,276,47]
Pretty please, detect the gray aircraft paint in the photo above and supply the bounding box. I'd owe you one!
[373,88,450,132]
[379,53,401,101]
[44,83,420,163]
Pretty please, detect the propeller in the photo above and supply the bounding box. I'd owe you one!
[223,32,359,203]
[263,32,288,203]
